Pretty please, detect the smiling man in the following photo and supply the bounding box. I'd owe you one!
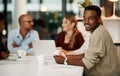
[54,5,120,76]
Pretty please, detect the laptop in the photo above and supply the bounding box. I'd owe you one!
[32,40,56,56]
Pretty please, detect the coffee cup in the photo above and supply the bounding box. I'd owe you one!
[17,50,27,58]
[37,54,45,67]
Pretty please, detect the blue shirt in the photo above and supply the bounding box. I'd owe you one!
[7,28,39,55]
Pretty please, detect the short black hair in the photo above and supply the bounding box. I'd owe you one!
[0,12,5,21]
[84,5,101,17]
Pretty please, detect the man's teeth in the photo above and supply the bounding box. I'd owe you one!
[85,25,90,27]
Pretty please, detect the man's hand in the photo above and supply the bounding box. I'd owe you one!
[53,55,65,64]
[0,51,8,59]
[12,42,18,47]
[28,43,33,48]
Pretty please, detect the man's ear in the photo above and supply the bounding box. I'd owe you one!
[98,17,103,25]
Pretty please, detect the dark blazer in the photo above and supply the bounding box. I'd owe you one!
[0,33,9,59]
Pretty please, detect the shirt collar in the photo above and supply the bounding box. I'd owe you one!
[16,28,31,39]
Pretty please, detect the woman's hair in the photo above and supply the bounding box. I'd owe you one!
[65,15,79,49]
[65,15,77,27]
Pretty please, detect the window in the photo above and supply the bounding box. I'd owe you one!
[27,0,32,3]
[116,0,120,16]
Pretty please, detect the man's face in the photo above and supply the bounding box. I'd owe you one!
[83,10,100,33]
[21,15,34,31]
[0,20,4,32]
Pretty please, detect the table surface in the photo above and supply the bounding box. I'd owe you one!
[0,54,84,76]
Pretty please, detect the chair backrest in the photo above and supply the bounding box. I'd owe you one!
[32,40,56,56]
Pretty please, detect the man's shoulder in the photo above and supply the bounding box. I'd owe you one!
[30,30,39,35]
[92,25,111,39]
[9,28,19,34]
[93,25,107,35]
[30,29,38,33]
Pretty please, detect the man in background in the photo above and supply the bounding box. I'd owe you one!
[7,14,39,55]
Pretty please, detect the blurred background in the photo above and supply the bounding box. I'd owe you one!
[0,0,120,40]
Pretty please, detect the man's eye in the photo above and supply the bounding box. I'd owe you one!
[89,17,95,20]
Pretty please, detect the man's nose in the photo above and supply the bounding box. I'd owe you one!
[84,19,89,23]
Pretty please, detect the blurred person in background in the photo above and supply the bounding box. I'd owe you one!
[0,12,9,59]
[7,14,39,55]
[54,15,85,57]
[33,19,51,40]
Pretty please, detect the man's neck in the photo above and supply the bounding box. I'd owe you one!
[20,29,29,39]
[91,25,100,33]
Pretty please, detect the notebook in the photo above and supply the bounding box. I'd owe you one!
[32,40,56,56]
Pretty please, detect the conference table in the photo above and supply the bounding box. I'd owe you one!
[0,54,84,76]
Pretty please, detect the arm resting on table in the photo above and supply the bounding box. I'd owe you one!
[54,54,85,66]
